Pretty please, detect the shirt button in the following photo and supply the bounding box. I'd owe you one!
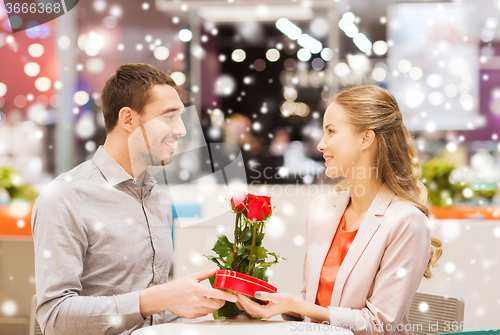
[132,179,137,184]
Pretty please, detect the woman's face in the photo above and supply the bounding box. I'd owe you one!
[317,102,366,178]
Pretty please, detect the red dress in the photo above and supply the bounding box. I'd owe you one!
[315,213,358,308]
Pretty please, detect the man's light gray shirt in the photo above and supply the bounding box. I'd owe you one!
[32,146,177,335]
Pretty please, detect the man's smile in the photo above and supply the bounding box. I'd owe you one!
[163,139,176,151]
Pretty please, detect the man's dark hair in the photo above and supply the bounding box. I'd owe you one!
[101,63,177,133]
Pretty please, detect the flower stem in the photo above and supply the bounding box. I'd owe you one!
[247,222,258,275]
[233,212,240,270]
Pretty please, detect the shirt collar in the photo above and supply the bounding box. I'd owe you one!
[92,146,133,186]
[92,146,158,188]
[143,171,158,188]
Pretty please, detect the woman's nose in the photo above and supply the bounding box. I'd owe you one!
[317,137,326,152]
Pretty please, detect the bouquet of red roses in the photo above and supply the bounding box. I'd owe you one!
[205,190,285,319]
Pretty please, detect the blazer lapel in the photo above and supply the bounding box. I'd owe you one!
[306,190,350,303]
[330,185,396,306]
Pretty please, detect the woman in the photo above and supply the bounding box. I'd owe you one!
[236,85,442,334]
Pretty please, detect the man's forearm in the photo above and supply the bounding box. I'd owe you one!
[39,293,145,335]
[139,285,163,318]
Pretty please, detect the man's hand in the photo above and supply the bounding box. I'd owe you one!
[236,291,300,319]
[140,268,237,319]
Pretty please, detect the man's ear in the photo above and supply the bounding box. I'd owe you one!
[361,130,376,151]
[117,107,134,134]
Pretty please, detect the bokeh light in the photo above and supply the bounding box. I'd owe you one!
[311,58,324,70]
[170,72,186,86]
[86,58,105,74]
[372,67,387,82]
[397,59,412,73]
[1,300,17,317]
[284,88,298,101]
[73,91,90,106]
[35,78,51,92]
[24,62,40,77]
[310,17,329,38]
[297,48,311,62]
[231,49,246,62]
[373,40,389,55]
[178,29,193,42]
[266,48,280,62]
[93,0,107,12]
[0,83,7,97]
[58,36,71,50]
[28,44,44,58]
[154,46,170,60]
[215,75,236,96]
[409,67,423,80]
[320,48,334,61]
[334,62,350,77]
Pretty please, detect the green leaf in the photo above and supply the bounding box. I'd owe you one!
[267,251,286,262]
[238,227,253,243]
[209,275,215,287]
[225,253,234,269]
[204,255,224,268]
[236,246,250,257]
[258,262,276,268]
[255,233,265,247]
[236,259,249,274]
[213,301,241,319]
[212,235,233,257]
[252,246,267,261]
[213,309,224,320]
[251,267,269,282]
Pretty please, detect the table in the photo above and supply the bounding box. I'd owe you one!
[131,319,354,335]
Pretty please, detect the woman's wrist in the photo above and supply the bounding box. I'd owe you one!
[288,295,306,316]
[291,298,330,324]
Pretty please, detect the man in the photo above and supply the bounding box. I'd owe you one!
[31,63,236,335]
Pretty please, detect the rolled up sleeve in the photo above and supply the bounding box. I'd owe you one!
[32,180,145,335]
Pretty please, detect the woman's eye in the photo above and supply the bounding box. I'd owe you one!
[328,129,334,134]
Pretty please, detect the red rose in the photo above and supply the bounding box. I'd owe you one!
[245,193,272,222]
[231,189,247,211]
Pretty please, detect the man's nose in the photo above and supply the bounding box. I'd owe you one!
[173,117,187,137]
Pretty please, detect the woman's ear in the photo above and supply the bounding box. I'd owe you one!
[117,107,134,134]
[361,130,376,151]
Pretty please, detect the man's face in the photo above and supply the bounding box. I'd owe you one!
[129,84,187,175]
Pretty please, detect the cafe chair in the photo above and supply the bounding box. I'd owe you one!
[409,292,465,335]
[29,295,43,335]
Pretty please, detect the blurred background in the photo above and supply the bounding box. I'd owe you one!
[1,0,500,334]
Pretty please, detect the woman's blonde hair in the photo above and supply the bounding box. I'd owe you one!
[331,85,442,279]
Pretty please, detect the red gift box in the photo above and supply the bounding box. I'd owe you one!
[213,269,277,304]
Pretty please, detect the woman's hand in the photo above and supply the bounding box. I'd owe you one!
[236,291,300,319]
